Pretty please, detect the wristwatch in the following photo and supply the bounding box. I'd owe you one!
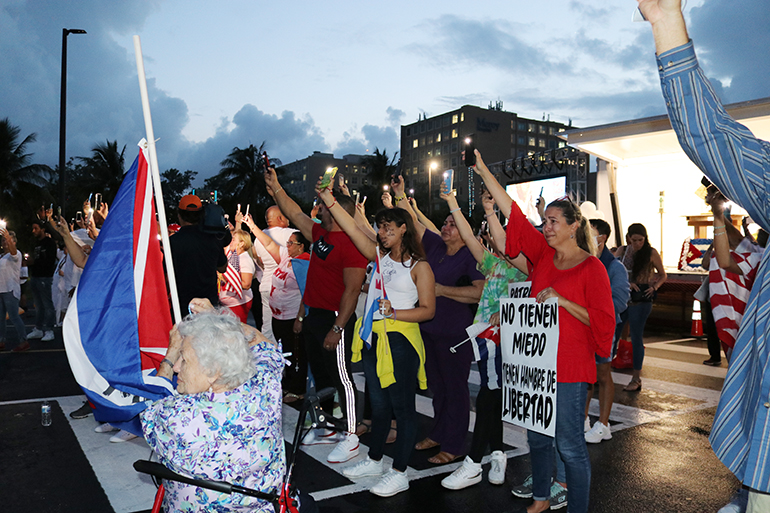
[331,325,344,335]
[297,316,304,322]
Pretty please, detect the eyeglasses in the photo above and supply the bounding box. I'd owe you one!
[286,240,302,246]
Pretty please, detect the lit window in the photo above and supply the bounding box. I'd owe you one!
[427,149,432,157]
[529,137,536,146]
[452,114,459,124]
[436,133,442,143]
[413,139,419,148]
[538,139,546,148]
[460,112,465,122]
[302,174,306,180]
[528,123,535,132]
[539,125,547,134]
[452,129,458,138]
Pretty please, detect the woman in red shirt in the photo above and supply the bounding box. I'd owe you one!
[472,150,614,513]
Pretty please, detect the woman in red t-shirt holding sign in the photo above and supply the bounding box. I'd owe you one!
[471,149,614,513]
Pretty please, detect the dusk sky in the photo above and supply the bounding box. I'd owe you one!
[2,0,768,184]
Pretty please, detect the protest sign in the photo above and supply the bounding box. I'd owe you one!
[499,297,559,437]
[509,281,532,299]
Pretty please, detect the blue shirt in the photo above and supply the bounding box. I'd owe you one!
[599,246,629,323]
[659,40,770,493]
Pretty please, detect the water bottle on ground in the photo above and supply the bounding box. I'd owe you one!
[41,401,52,427]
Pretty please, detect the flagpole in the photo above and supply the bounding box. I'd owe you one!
[133,35,183,324]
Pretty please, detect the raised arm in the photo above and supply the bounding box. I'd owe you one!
[471,150,513,219]
[637,0,689,55]
[242,214,281,264]
[708,193,742,274]
[317,182,378,262]
[390,176,428,239]
[52,216,88,269]
[263,167,316,240]
[482,191,529,274]
[439,183,484,264]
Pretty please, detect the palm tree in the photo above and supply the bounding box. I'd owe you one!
[359,147,399,219]
[0,118,53,218]
[75,140,127,206]
[205,142,272,207]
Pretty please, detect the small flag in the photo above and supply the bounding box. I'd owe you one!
[465,322,501,362]
[359,253,387,348]
[221,250,243,299]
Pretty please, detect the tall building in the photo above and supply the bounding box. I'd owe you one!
[278,151,370,204]
[399,104,572,213]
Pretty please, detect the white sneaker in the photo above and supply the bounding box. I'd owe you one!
[41,330,54,342]
[342,456,384,479]
[441,456,482,490]
[110,430,138,443]
[28,328,44,339]
[302,428,341,446]
[370,468,409,497]
[94,423,119,433]
[327,433,359,463]
[488,450,507,485]
[584,416,591,433]
[584,421,612,443]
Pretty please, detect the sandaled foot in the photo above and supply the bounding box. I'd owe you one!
[415,437,439,451]
[386,420,397,444]
[355,420,372,437]
[428,451,462,465]
[623,379,642,392]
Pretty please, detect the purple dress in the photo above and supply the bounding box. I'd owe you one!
[420,230,484,455]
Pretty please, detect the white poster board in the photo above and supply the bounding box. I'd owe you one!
[509,281,532,299]
[500,297,559,437]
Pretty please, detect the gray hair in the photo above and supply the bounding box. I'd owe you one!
[177,309,255,390]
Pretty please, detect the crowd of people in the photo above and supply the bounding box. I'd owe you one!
[3,1,770,511]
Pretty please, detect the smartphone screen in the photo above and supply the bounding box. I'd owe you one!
[319,167,338,190]
[95,193,102,210]
[443,169,454,192]
[464,136,476,167]
[76,211,83,222]
[262,151,271,173]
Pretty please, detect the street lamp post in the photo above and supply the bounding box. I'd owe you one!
[59,28,87,217]
[428,161,438,214]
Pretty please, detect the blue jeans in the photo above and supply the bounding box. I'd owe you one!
[0,291,27,342]
[30,276,55,331]
[362,331,419,472]
[528,382,591,513]
[618,302,653,371]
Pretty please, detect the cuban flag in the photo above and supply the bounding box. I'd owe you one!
[63,141,175,436]
[466,322,502,389]
[359,254,387,348]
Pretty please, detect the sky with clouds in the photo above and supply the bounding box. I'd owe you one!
[1,0,768,184]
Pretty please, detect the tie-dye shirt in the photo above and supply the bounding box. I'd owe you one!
[141,340,285,512]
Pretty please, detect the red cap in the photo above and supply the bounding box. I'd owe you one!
[178,194,202,211]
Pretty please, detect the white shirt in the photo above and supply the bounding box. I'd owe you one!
[219,251,257,307]
[0,251,22,299]
[252,227,295,293]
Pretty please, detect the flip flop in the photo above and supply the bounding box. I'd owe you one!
[428,451,462,465]
[355,420,372,437]
[415,437,440,451]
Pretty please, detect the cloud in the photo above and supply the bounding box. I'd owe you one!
[406,15,573,76]
[183,105,328,180]
[688,0,770,103]
[386,107,405,127]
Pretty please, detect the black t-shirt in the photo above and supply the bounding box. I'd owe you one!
[169,225,228,310]
[29,236,58,278]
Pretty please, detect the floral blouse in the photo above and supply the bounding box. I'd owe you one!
[141,340,285,512]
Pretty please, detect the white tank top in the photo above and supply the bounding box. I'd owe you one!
[375,253,418,319]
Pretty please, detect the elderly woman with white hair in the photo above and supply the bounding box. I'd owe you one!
[140,303,285,512]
